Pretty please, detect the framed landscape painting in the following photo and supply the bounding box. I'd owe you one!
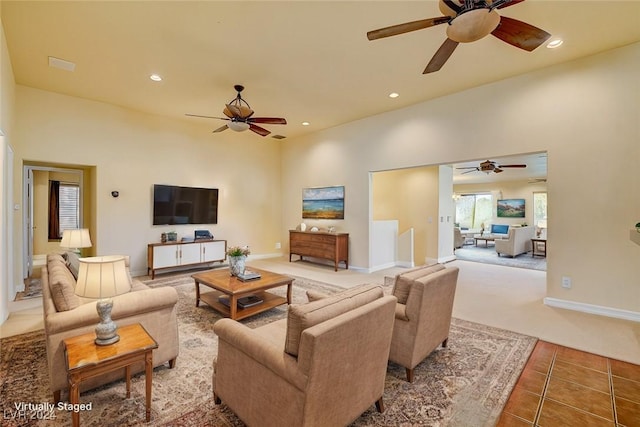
[302,186,344,219]
[497,199,526,218]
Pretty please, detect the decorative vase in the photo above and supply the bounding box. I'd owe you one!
[229,255,247,277]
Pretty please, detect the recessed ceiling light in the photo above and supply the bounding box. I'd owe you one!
[302,122,310,126]
[389,92,399,98]
[149,74,162,81]
[546,39,563,49]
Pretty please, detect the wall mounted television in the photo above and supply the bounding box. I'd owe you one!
[153,184,218,225]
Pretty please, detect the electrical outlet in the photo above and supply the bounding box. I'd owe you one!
[562,276,572,289]
[275,242,281,249]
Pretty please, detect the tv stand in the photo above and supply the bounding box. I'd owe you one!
[147,240,226,279]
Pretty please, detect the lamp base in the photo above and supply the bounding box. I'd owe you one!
[94,298,120,346]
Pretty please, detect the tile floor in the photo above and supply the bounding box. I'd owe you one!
[497,341,640,427]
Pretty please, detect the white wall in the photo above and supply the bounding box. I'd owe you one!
[282,43,640,314]
[0,16,16,322]
[12,86,284,277]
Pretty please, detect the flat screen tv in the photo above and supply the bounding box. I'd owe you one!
[153,184,218,225]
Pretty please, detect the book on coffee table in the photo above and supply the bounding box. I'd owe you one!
[218,295,264,309]
[236,270,261,281]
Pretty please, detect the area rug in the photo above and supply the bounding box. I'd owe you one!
[14,277,42,301]
[454,244,546,271]
[0,272,536,426]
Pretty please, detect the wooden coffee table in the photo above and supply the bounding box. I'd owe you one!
[474,236,496,247]
[192,267,293,321]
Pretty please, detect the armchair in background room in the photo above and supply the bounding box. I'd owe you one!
[495,226,535,257]
[386,264,459,382]
[454,227,465,249]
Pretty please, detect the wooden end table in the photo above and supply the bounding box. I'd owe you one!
[62,323,158,427]
[192,267,293,321]
[531,238,547,257]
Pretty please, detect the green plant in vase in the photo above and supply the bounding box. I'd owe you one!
[226,245,250,276]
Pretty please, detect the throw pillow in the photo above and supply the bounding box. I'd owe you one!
[285,284,383,357]
[64,251,81,280]
[48,262,81,312]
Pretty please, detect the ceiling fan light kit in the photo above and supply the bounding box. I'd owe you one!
[367,0,551,74]
[457,159,527,175]
[186,84,287,137]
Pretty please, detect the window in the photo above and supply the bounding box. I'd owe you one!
[48,180,80,239]
[454,193,493,229]
[533,192,547,229]
[59,183,80,234]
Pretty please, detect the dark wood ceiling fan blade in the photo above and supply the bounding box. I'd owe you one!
[461,169,479,174]
[491,16,551,52]
[493,0,525,9]
[498,164,527,168]
[494,168,504,173]
[185,113,229,120]
[249,124,271,137]
[367,16,450,41]
[213,125,229,133]
[423,38,459,74]
[249,117,287,125]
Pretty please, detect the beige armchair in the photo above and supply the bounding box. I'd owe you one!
[495,225,535,257]
[212,284,397,427]
[454,227,465,249]
[42,253,179,402]
[387,264,459,382]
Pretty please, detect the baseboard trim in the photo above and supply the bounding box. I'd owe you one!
[543,297,640,323]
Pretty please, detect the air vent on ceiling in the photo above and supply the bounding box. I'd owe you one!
[271,135,286,140]
[48,56,76,72]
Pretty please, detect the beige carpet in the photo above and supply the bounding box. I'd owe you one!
[0,272,536,426]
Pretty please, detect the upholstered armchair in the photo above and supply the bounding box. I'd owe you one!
[495,226,535,257]
[212,284,397,427]
[454,227,465,249]
[387,264,459,382]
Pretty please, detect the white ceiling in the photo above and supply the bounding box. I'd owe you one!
[2,1,638,182]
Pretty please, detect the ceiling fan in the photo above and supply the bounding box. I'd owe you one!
[367,0,551,74]
[457,159,527,174]
[186,85,287,137]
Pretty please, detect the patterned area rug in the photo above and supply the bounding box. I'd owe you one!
[454,244,547,271]
[0,271,536,426]
[14,277,43,301]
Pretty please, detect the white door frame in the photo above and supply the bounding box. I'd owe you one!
[22,165,84,280]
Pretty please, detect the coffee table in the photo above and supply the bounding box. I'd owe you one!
[474,236,496,247]
[192,267,293,321]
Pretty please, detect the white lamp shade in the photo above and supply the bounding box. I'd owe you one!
[75,255,131,299]
[537,220,548,228]
[60,228,92,249]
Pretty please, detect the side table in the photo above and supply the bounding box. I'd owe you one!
[63,323,158,426]
[531,238,547,257]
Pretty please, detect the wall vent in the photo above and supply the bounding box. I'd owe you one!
[48,56,76,72]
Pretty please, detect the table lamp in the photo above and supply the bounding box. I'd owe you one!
[60,228,92,254]
[536,220,547,238]
[75,255,132,345]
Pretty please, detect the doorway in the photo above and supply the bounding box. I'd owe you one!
[22,165,85,290]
